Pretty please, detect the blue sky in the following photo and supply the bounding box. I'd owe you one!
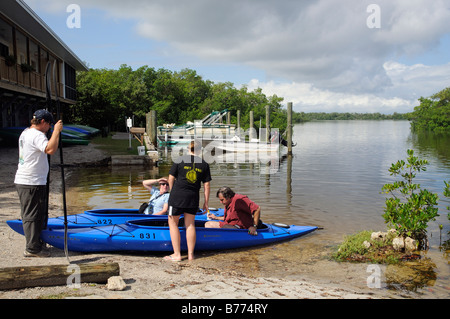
[23,0,450,114]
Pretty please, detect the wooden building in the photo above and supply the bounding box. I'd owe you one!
[0,0,88,128]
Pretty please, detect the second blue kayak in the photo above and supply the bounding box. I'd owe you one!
[40,218,318,252]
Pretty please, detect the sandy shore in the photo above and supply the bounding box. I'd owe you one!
[0,143,382,300]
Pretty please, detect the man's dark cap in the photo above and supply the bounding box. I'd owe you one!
[33,109,55,124]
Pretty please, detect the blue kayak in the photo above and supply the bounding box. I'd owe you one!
[0,126,90,145]
[40,218,318,252]
[6,208,223,236]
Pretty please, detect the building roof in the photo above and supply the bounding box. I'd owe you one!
[1,0,88,71]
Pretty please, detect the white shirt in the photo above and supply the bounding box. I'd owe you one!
[14,127,49,186]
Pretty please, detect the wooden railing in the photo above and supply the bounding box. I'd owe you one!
[0,57,64,98]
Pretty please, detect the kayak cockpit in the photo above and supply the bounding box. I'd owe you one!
[127,218,269,230]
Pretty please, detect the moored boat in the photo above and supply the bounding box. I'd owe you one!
[157,109,235,146]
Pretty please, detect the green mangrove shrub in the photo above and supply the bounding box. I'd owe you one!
[381,150,439,245]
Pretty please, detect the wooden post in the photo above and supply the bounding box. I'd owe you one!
[237,110,241,136]
[287,102,293,155]
[146,110,157,148]
[287,153,292,199]
[129,127,145,146]
[0,263,120,290]
[265,105,270,143]
[249,111,254,140]
[146,112,151,144]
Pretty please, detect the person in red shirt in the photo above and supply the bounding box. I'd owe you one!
[206,186,261,235]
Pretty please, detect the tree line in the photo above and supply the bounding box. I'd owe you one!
[65,65,448,134]
[295,88,449,134]
[407,87,450,133]
[292,112,407,122]
[66,65,286,133]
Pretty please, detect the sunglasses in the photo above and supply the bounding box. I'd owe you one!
[159,183,169,186]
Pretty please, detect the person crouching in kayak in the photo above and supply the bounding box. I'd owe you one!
[205,186,261,235]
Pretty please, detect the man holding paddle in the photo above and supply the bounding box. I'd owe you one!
[14,109,63,257]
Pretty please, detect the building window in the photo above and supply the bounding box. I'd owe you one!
[29,40,39,73]
[0,42,8,57]
[0,17,13,58]
[64,63,76,100]
[40,48,48,72]
[16,30,27,64]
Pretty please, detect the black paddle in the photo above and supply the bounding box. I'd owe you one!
[44,63,52,230]
[53,61,70,263]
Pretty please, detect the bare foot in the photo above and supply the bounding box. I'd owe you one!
[163,255,182,262]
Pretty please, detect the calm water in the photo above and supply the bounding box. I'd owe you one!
[66,120,450,297]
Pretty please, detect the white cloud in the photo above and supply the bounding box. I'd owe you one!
[382,61,450,101]
[24,0,450,113]
[246,79,415,114]
[248,61,450,114]
[372,1,450,56]
[114,0,450,92]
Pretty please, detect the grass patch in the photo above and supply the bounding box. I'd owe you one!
[332,230,403,264]
[91,133,143,156]
[37,291,94,299]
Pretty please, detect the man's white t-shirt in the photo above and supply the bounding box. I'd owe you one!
[14,128,49,186]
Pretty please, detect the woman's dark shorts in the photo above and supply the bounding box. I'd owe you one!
[168,206,199,216]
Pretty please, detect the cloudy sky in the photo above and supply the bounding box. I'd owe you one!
[24,0,450,114]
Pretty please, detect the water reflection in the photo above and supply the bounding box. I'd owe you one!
[409,132,450,166]
[386,258,438,292]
